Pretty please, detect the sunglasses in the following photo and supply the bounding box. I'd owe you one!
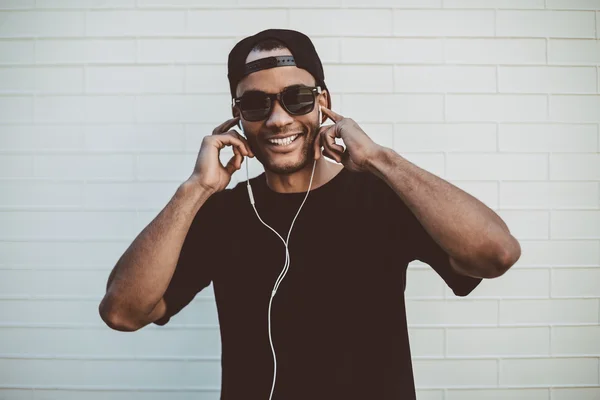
[232,85,322,122]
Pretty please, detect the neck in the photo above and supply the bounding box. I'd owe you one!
[265,157,343,194]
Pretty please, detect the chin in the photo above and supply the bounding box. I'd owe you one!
[263,150,314,175]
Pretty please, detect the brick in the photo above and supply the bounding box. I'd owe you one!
[394,10,494,36]
[553,388,600,400]
[0,125,83,151]
[413,359,497,387]
[0,211,137,240]
[355,123,393,149]
[33,154,134,180]
[85,96,136,123]
[546,0,600,9]
[548,40,600,65]
[407,328,445,356]
[446,95,548,122]
[551,210,600,238]
[499,66,597,94]
[445,38,546,65]
[136,94,231,123]
[0,39,34,64]
[394,123,496,152]
[0,270,107,296]
[447,327,550,356]
[86,10,185,37]
[0,241,130,268]
[496,10,596,38]
[406,300,498,326]
[0,155,33,178]
[138,38,234,63]
[444,0,544,7]
[34,95,84,122]
[500,181,599,209]
[311,38,340,63]
[394,66,496,93]
[0,181,83,207]
[344,0,441,5]
[87,66,184,93]
[0,11,84,37]
[446,154,548,180]
[447,389,548,400]
[326,65,393,93]
[186,65,232,94]
[84,181,180,209]
[499,299,599,325]
[342,38,443,64]
[35,39,135,64]
[552,326,600,355]
[37,0,135,6]
[550,154,600,180]
[494,210,549,239]
[0,0,34,7]
[415,391,444,400]
[291,9,392,36]
[499,123,598,153]
[550,95,600,122]
[517,241,599,267]
[0,67,83,93]
[0,96,32,122]
[452,268,550,298]
[500,358,599,385]
[552,268,600,297]
[343,94,444,122]
[189,10,288,36]
[136,153,196,180]
[405,267,446,298]
[139,0,235,5]
[84,124,184,151]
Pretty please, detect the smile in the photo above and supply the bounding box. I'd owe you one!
[267,134,300,147]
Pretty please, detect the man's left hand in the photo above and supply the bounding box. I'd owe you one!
[314,106,382,172]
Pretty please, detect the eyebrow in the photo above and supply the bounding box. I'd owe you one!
[242,83,309,94]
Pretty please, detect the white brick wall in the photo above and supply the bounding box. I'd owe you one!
[0,1,598,399]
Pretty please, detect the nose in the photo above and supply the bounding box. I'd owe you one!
[264,98,294,130]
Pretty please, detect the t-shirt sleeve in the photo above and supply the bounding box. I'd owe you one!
[373,173,482,297]
[153,190,226,326]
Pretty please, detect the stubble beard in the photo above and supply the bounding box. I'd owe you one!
[248,120,319,176]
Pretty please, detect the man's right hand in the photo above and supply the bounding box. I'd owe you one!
[185,116,254,194]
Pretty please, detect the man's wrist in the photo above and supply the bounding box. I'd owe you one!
[366,145,396,177]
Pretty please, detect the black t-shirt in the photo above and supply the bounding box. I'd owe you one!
[154,167,482,399]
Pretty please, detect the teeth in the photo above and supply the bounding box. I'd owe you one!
[268,134,299,146]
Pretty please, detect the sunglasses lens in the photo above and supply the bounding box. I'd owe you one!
[283,87,315,114]
[240,92,270,121]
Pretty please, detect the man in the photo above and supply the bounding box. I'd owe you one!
[99,29,521,399]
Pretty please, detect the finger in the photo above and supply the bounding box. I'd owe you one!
[321,126,345,156]
[320,105,344,123]
[227,130,255,157]
[209,133,249,157]
[321,144,342,164]
[213,116,241,135]
[225,153,241,175]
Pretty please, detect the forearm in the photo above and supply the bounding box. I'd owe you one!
[99,181,213,329]
[366,146,519,278]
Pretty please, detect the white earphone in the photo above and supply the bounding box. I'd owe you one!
[239,105,321,400]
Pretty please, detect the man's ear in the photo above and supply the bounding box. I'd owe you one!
[318,90,330,123]
[232,106,240,119]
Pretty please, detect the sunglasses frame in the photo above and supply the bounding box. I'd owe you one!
[232,85,322,122]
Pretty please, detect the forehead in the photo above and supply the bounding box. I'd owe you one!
[236,48,316,96]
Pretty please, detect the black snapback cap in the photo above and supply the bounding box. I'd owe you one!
[227,28,330,109]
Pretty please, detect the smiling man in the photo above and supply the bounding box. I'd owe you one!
[99,29,521,400]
